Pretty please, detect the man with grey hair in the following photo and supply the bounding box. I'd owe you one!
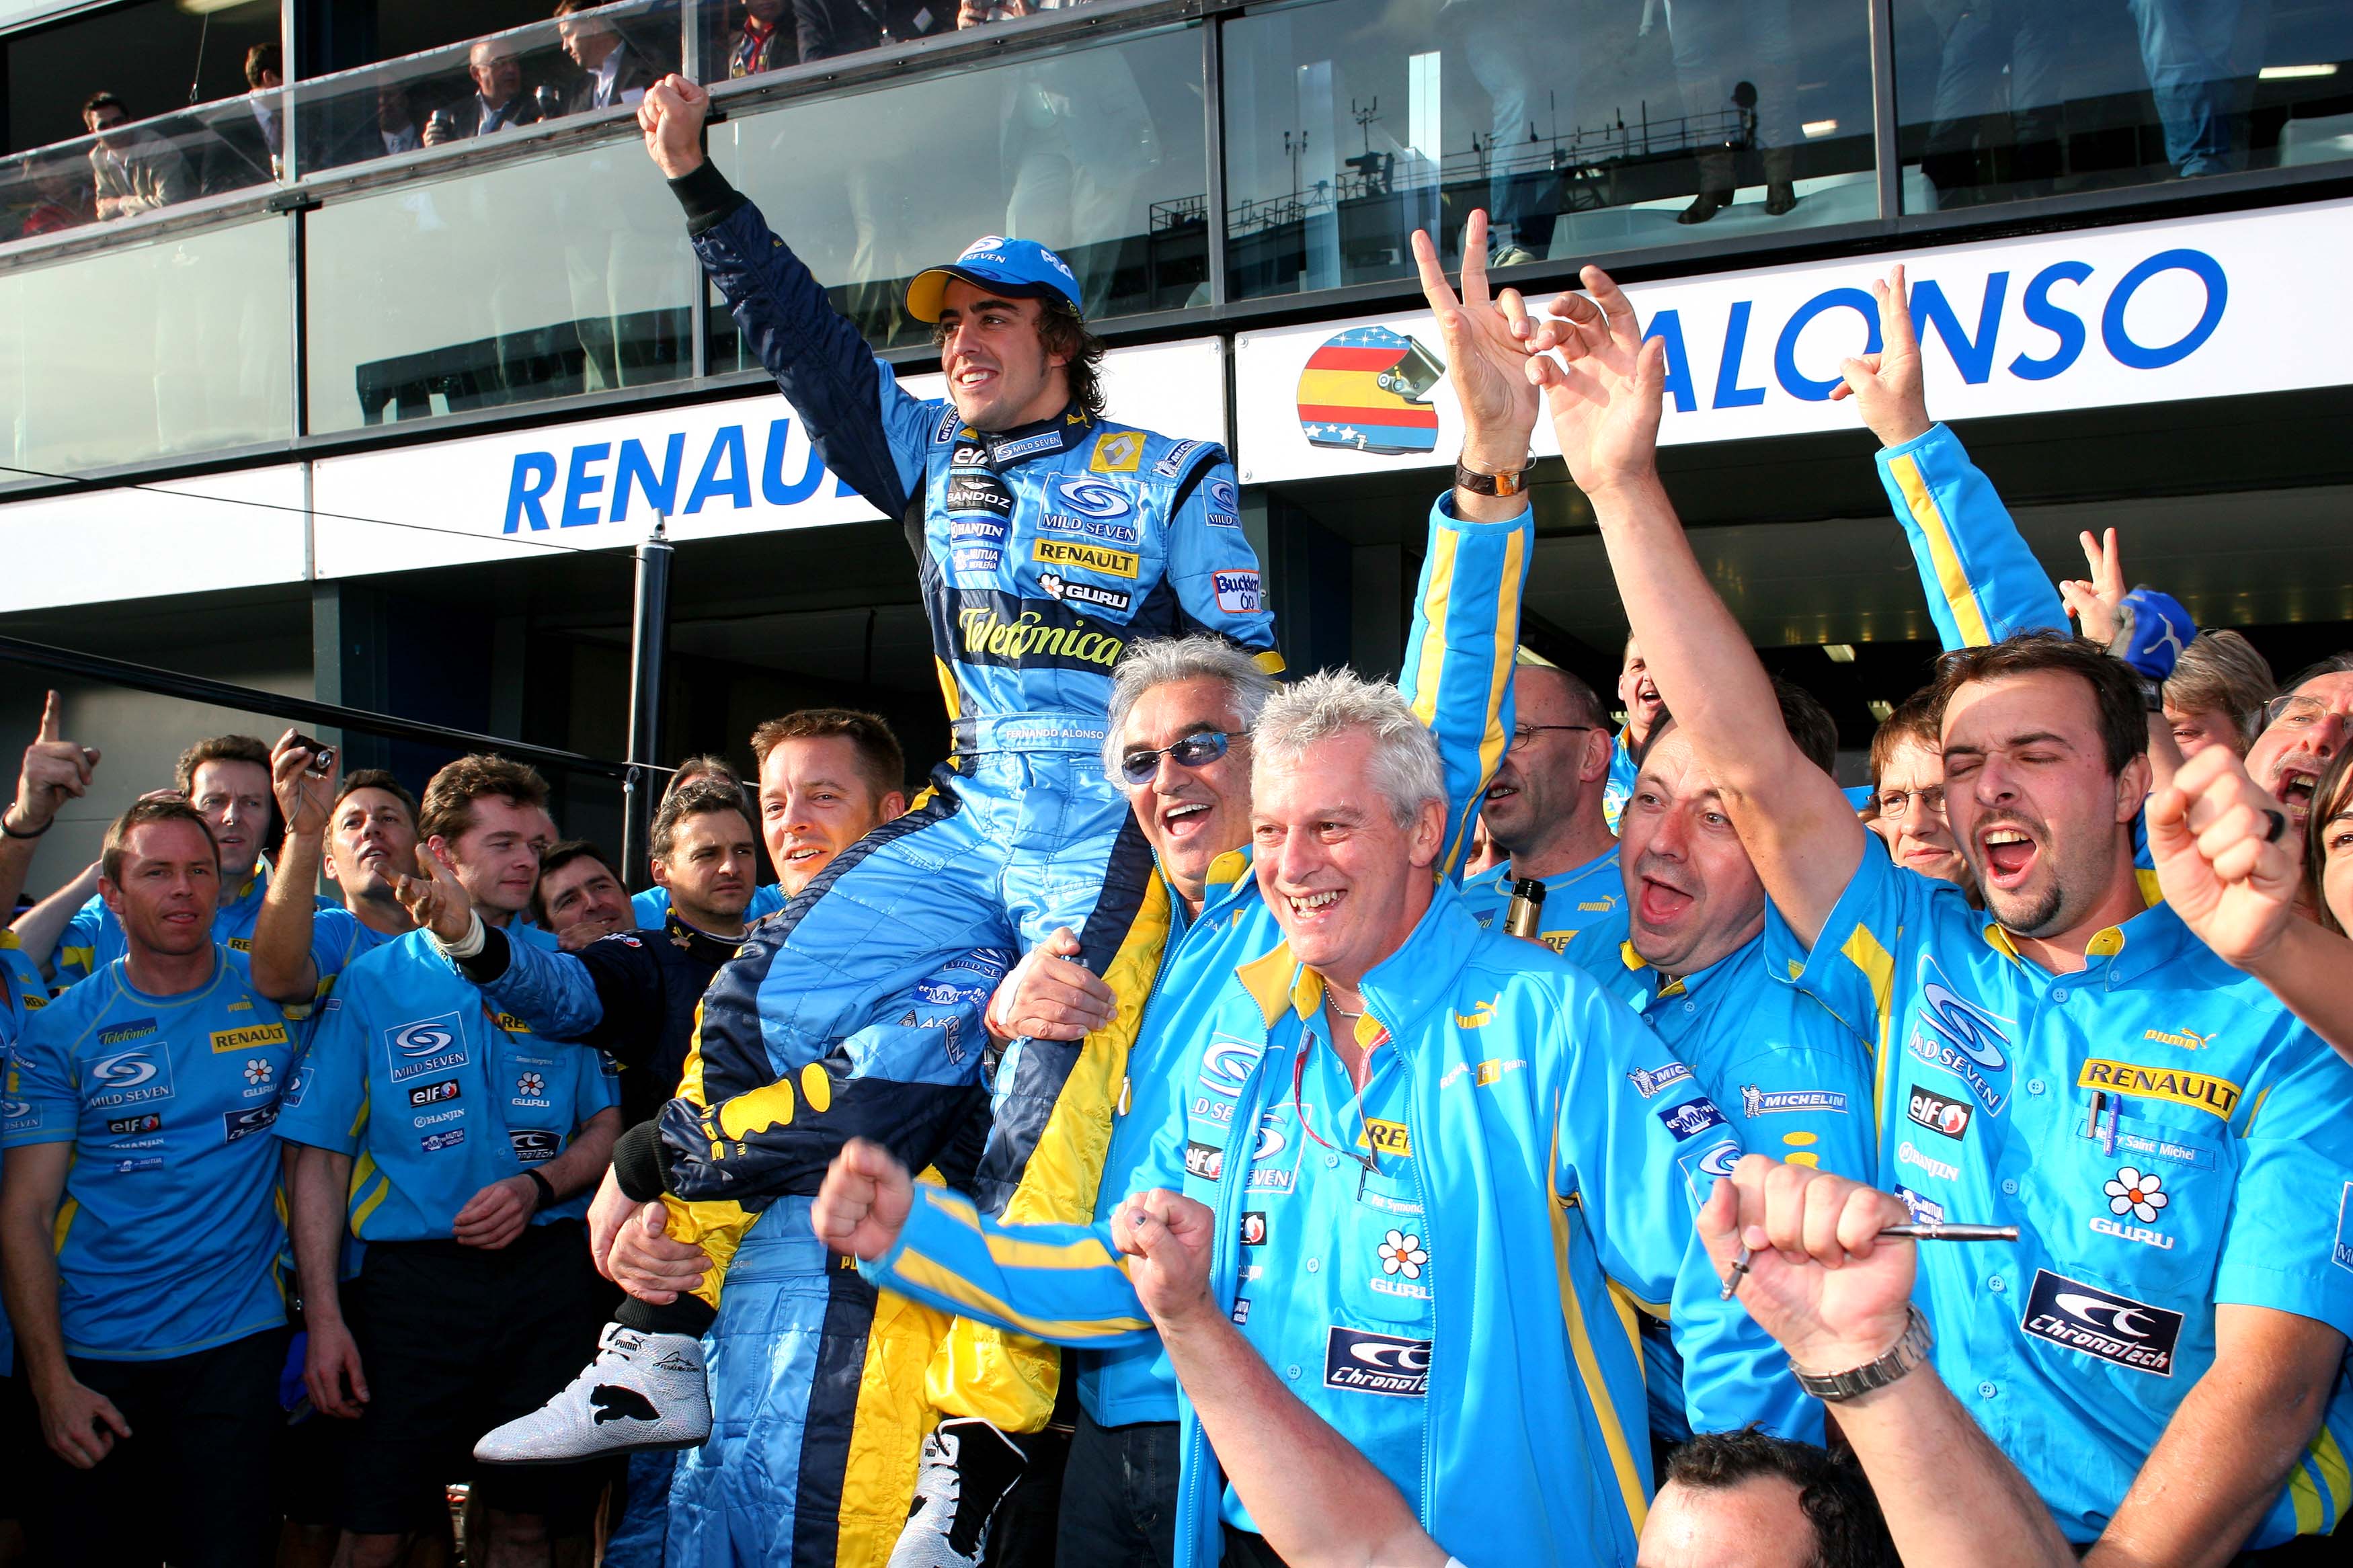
[813,667,1807,1568]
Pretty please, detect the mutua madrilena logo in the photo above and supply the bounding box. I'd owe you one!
[1296,327,1445,456]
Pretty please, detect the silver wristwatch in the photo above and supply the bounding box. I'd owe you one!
[1790,1306,1933,1403]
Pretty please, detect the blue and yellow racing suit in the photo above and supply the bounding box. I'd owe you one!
[635,163,1277,1563]
[1,946,298,1360]
[1771,837,2353,1546]
[861,885,1806,1568]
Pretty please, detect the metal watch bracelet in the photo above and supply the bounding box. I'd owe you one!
[1790,1305,1933,1403]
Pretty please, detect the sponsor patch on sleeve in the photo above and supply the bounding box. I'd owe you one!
[1211,569,1263,614]
[1658,1098,1728,1141]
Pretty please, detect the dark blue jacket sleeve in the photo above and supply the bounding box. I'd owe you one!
[676,165,931,521]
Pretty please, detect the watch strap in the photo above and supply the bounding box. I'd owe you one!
[1454,456,1533,497]
[526,1169,557,1212]
[1790,1305,1933,1403]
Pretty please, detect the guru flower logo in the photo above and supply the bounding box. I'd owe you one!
[1378,1229,1428,1281]
[2104,1167,2168,1225]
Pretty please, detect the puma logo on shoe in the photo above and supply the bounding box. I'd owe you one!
[591,1385,662,1425]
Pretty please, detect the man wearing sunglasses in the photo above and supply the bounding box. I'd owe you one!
[1456,659,1627,963]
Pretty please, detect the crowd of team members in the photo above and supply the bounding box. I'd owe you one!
[0,81,2351,1568]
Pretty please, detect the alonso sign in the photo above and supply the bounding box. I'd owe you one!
[1233,198,2353,483]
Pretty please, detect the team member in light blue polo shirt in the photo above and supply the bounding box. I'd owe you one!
[1581,690,1876,1450]
[1,798,301,1565]
[277,755,621,1565]
[1566,257,2353,1557]
[623,753,789,932]
[249,743,422,1014]
[1456,658,1627,964]
[1602,636,1665,833]
[47,734,290,987]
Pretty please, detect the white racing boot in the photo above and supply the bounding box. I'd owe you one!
[886,1417,1030,1568]
[474,1323,711,1464]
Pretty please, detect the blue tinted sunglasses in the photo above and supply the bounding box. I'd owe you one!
[1117,731,1231,786]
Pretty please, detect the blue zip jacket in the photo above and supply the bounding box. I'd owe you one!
[864,884,1802,1567]
[1875,423,2067,650]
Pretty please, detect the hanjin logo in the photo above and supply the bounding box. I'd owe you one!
[1324,1327,1431,1397]
[2021,1269,2182,1375]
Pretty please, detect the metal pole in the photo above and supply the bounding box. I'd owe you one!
[622,518,675,891]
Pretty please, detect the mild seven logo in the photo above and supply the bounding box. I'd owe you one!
[1905,954,2013,1116]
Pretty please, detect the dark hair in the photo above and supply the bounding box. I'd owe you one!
[532,839,618,925]
[2280,651,2353,702]
[102,798,217,886]
[332,768,420,825]
[243,42,281,89]
[417,753,550,845]
[1664,1428,1897,1568]
[2307,745,2353,937]
[1868,687,1941,786]
[1926,631,2147,777]
[651,778,754,861]
[1632,681,1832,776]
[1773,678,1841,776]
[83,91,125,119]
[665,754,740,798]
[173,734,271,798]
[931,296,1107,421]
[749,709,906,800]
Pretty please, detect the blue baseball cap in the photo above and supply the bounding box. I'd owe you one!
[906,235,1082,323]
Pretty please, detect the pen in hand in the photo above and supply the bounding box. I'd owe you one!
[1719,1224,2018,1301]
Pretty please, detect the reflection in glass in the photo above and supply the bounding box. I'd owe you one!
[0,216,292,475]
[1896,0,2353,209]
[305,138,692,432]
[1221,0,1875,300]
[710,24,1206,354]
[294,3,685,178]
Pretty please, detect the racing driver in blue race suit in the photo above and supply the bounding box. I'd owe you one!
[477,72,1283,1568]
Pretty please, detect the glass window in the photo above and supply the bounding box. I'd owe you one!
[1221,0,1877,300]
[1894,0,2353,210]
[303,134,694,433]
[0,214,292,476]
[709,21,1208,354]
[288,2,688,180]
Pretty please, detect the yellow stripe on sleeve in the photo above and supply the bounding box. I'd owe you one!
[1408,528,1461,730]
[890,1249,1151,1343]
[1839,923,1899,1131]
[1887,452,1993,647]
[1548,1102,1647,1536]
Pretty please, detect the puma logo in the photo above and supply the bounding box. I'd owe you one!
[590,1386,661,1425]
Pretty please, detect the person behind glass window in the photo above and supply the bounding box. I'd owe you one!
[556,0,666,114]
[1662,0,1800,222]
[2126,0,2269,178]
[424,38,547,145]
[82,92,194,220]
[959,0,1157,317]
[731,0,796,75]
[202,42,284,194]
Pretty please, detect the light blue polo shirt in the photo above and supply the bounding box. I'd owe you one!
[1771,837,2353,1546]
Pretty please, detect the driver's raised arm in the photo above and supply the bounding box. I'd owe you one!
[1536,267,1864,948]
